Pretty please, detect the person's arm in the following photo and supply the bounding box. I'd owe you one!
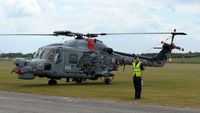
[140,63,144,71]
[140,63,144,80]
[132,61,134,67]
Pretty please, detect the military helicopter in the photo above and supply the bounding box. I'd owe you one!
[0,29,186,85]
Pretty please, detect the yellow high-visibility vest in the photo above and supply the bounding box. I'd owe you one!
[132,61,142,77]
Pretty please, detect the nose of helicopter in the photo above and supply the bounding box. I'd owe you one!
[11,58,35,79]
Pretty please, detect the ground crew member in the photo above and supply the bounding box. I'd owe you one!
[132,56,144,99]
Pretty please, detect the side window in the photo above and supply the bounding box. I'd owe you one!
[69,53,78,64]
[54,49,62,64]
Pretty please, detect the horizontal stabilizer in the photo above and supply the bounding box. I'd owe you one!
[153,47,162,49]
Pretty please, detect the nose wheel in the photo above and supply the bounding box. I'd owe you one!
[48,79,57,85]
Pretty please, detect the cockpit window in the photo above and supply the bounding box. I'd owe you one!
[34,48,55,59]
[34,48,62,64]
[53,49,62,64]
[69,53,78,64]
[34,49,41,58]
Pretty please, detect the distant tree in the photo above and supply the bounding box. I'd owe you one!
[1,53,33,59]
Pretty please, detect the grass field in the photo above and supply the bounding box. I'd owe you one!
[0,60,200,108]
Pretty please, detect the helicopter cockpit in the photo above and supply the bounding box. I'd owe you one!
[34,48,53,59]
[34,48,62,63]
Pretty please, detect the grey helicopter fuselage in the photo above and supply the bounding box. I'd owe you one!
[14,38,119,84]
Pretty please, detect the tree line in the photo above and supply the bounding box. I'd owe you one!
[1,52,200,59]
[0,53,33,59]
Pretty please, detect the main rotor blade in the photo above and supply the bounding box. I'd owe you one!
[0,31,187,37]
[0,34,54,36]
[96,32,187,36]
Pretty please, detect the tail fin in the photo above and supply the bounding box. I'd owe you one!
[140,43,172,67]
[140,31,186,67]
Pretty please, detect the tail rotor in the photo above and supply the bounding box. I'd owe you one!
[161,29,186,62]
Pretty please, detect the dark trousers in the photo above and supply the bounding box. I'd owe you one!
[133,76,142,99]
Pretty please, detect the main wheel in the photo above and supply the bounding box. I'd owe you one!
[48,79,57,85]
[104,78,111,85]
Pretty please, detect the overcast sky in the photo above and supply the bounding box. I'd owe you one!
[0,0,199,54]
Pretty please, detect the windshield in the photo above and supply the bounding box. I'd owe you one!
[34,48,55,59]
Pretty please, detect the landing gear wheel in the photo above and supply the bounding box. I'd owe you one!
[104,77,111,85]
[75,78,83,84]
[48,79,57,85]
